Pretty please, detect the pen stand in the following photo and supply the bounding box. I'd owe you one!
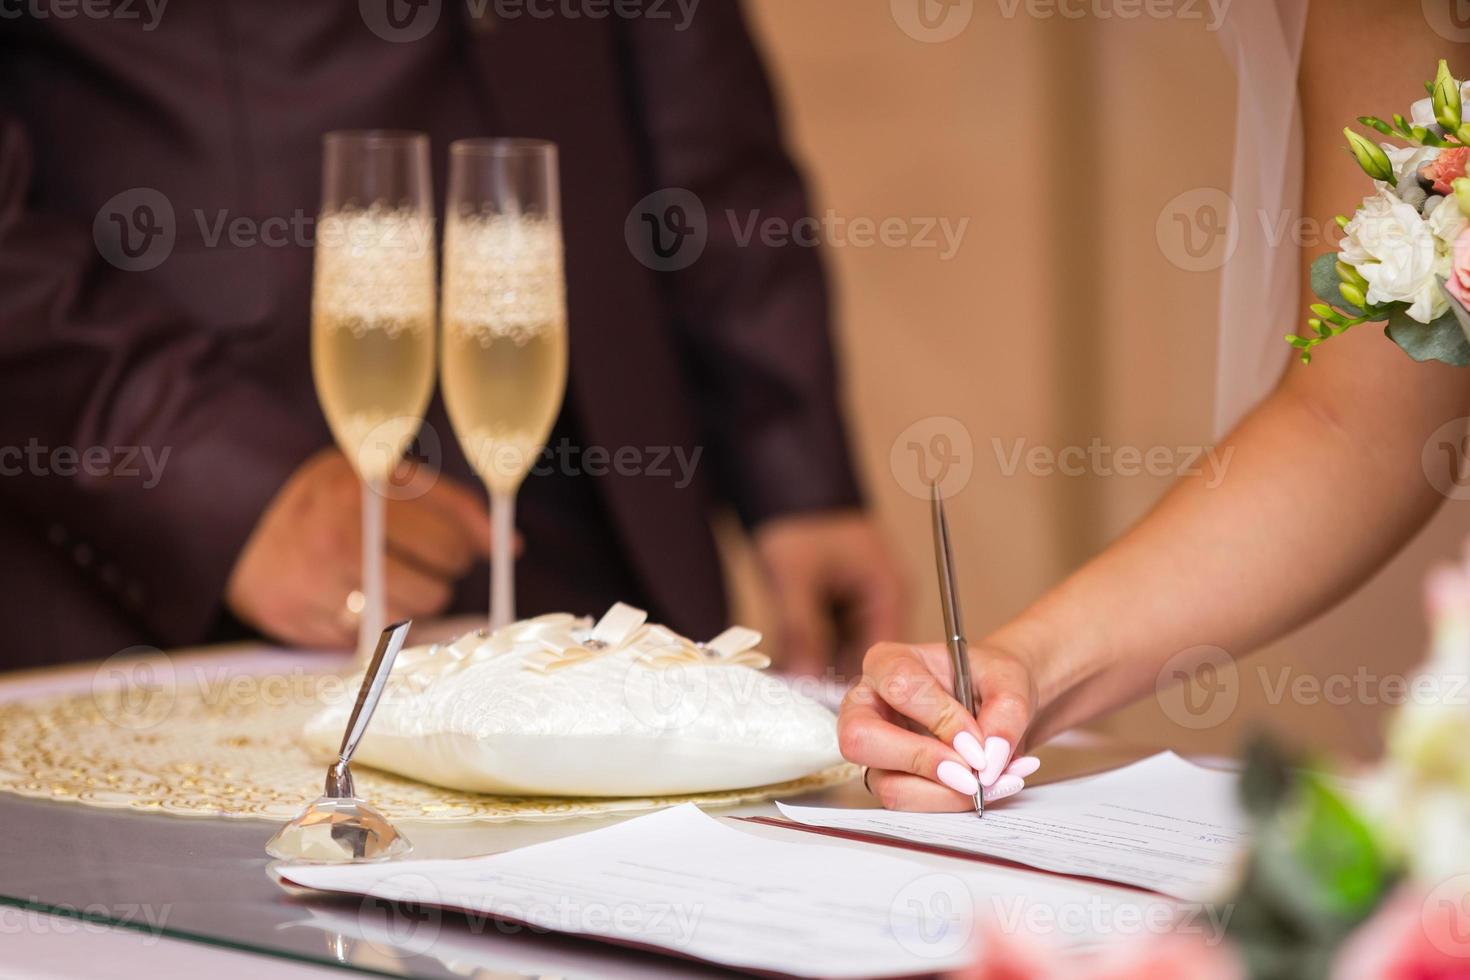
[266,622,414,862]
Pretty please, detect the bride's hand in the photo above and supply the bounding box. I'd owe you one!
[838,642,1040,811]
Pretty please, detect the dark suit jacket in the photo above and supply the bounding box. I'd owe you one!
[0,1,861,666]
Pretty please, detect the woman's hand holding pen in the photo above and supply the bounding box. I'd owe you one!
[838,641,1042,811]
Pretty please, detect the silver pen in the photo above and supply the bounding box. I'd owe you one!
[930,481,983,817]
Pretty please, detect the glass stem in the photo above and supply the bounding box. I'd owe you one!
[360,480,386,661]
[490,489,516,630]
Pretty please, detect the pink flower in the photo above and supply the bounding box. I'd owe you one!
[952,927,1243,980]
[1332,886,1470,980]
[1080,933,1243,980]
[1446,227,1470,312]
[1422,148,1470,196]
[949,927,1064,980]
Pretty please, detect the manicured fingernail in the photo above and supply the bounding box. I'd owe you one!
[984,774,1024,802]
[936,760,980,796]
[953,732,987,771]
[979,736,1011,787]
[1005,756,1041,779]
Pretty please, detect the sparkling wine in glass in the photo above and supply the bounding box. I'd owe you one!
[311,130,437,657]
[441,139,568,630]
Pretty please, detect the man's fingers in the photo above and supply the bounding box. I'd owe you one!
[864,769,1027,812]
[384,555,454,620]
[863,642,983,756]
[297,612,355,651]
[851,565,906,655]
[776,577,831,675]
[973,654,1037,787]
[839,685,976,789]
[387,498,476,578]
[422,478,493,557]
[833,570,904,674]
[277,563,360,650]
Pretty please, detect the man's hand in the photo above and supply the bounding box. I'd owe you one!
[226,448,492,648]
[753,510,906,676]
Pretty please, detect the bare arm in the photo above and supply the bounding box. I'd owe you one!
[1009,3,1470,742]
[839,1,1470,811]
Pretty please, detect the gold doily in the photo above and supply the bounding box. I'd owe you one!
[0,677,857,823]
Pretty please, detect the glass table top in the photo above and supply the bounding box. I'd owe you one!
[0,647,1142,978]
[0,781,836,978]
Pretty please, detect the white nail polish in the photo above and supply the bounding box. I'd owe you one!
[936,760,980,796]
[979,736,1011,787]
[1005,756,1041,780]
[952,731,987,771]
[984,774,1024,802]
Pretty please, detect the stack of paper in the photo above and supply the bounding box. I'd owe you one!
[283,804,1000,976]
[777,752,1246,902]
[278,752,1246,977]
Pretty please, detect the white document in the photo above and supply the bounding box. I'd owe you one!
[778,752,1247,902]
[280,802,1056,978]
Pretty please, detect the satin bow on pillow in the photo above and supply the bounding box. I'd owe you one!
[391,603,771,682]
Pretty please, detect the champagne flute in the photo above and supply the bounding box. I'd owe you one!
[310,131,437,657]
[440,139,568,630]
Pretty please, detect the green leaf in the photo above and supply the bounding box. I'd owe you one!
[1239,735,1293,819]
[1291,774,1388,918]
[1223,738,1396,980]
[1385,307,1470,365]
[1416,127,1451,148]
[1310,252,1355,309]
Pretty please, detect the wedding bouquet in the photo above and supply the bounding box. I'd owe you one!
[1289,60,1470,365]
[956,548,1470,980]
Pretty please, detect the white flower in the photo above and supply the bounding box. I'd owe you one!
[1364,559,1470,883]
[1411,80,1470,131]
[1429,192,1468,243]
[1379,143,1440,209]
[1371,664,1470,881]
[1339,190,1444,322]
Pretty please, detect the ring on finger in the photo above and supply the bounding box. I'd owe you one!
[339,589,366,631]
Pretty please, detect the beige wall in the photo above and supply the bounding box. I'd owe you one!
[724,0,1470,761]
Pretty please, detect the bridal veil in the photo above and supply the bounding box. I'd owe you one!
[1213,0,1309,437]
